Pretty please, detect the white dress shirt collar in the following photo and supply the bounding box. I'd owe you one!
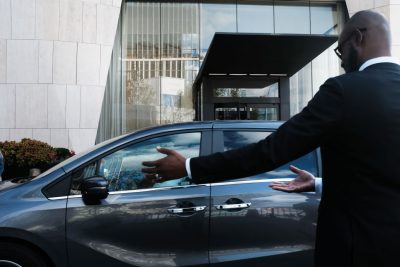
[359,56,400,71]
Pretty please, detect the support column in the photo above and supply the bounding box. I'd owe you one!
[202,77,215,121]
[279,77,291,121]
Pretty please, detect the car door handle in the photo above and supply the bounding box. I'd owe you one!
[214,203,251,210]
[167,206,207,214]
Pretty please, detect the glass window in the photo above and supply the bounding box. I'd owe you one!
[124,2,162,131]
[311,42,340,97]
[290,62,312,116]
[214,82,279,98]
[237,0,274,33]
[214,104,278,120]
[158,2,200,125]
[224,131,272,151]
[71,132,201,194]
[223,131,318,179]
[200,1,237,59]
[247,105,279,120]
[311,4,338,35]
[70,162,97,195]
[274,2,310,34]
[161,2,199,59]
[160,62,198,124]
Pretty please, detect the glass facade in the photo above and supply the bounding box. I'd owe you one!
[237,1,274,33]
[97,0,346,143]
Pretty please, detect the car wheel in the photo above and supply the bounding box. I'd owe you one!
[0,242,50,267]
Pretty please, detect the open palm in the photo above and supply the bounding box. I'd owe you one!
[269,165,316,193]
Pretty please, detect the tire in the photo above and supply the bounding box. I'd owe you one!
[0,242,50,267]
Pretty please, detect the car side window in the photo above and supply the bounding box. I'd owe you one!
[70,132,201,195]
[70,162,97,195]
[223,131,318,180]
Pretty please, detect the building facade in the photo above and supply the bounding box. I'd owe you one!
[0,0,399,152]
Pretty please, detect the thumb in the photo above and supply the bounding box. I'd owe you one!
[156,146,175,156]
[289,165,302,175]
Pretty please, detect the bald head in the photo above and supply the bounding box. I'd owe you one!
[338,10,392,72]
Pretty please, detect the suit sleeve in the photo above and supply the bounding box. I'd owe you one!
[191,77,345,184]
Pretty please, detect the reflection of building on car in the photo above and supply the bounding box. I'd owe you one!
[0,121,320,267]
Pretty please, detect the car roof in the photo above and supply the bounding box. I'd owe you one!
[133,120,283,133]
[211,120,283,129]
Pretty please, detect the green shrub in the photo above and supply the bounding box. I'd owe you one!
[0,139,75,179]
[54,147,75,162]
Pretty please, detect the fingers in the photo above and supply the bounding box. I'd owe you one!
[142,147,175,167]
[156,147,175,156]
[269,182,296,193]
[142,160,158,167]
[141,167,158,174]
[289,165,302,174]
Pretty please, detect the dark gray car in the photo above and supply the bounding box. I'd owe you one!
[0,121,320,267]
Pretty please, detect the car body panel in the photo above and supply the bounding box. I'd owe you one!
[208,126,319,266]
[0,168,69,267]
[66,185,210,267]
[209,181,318,266]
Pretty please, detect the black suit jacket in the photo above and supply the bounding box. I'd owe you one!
[190,62,400,267]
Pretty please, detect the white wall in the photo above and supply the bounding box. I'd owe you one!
[0,0,122,153]
[346,0,400,60]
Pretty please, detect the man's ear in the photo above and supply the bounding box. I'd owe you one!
[354,29,364,45]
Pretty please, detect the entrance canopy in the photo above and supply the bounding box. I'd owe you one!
[194,33,338,87]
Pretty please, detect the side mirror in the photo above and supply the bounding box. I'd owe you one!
[81,177,109,205]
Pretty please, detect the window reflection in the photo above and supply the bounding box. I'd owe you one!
[224,131,272,151]
[311,4,338,35]
[72,132,201,194]
[200,1,237,59]
[214,82,279,98]
[223,131,318,179]
[161,2,199,59]
[290,62,312,116]
[274,2,310,34]
[124,2,161,131]
[248,106,278,120]
[160,2,199,125]
[311,42,341,97]
[237,0,274,33]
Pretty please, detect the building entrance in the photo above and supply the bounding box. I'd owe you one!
[198,75,282,121]
[192,33,338,122]
[214,103,279,120]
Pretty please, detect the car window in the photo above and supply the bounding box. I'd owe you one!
[70,162,97,195]
[223,131,318,180]
[70,132,201,195]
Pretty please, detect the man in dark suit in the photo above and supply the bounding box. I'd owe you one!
[143,10,400,267]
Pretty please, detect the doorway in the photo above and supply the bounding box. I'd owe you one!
[214,103,279,120]
[199,76,281,121]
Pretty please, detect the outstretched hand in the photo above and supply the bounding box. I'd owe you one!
[142,147,187,182]
[269,165,316,193]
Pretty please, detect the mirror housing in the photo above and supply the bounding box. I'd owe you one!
[81,177,109,205]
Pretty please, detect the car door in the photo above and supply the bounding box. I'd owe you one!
[66,131,211,267]
[209,130,320,266]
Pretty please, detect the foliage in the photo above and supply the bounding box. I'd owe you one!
[215,88,241,97]
[54,147,75,162]
[0,139,75,174]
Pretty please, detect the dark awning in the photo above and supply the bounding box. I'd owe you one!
[194,33,338,87]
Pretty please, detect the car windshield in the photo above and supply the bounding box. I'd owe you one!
[32,132,132,181]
